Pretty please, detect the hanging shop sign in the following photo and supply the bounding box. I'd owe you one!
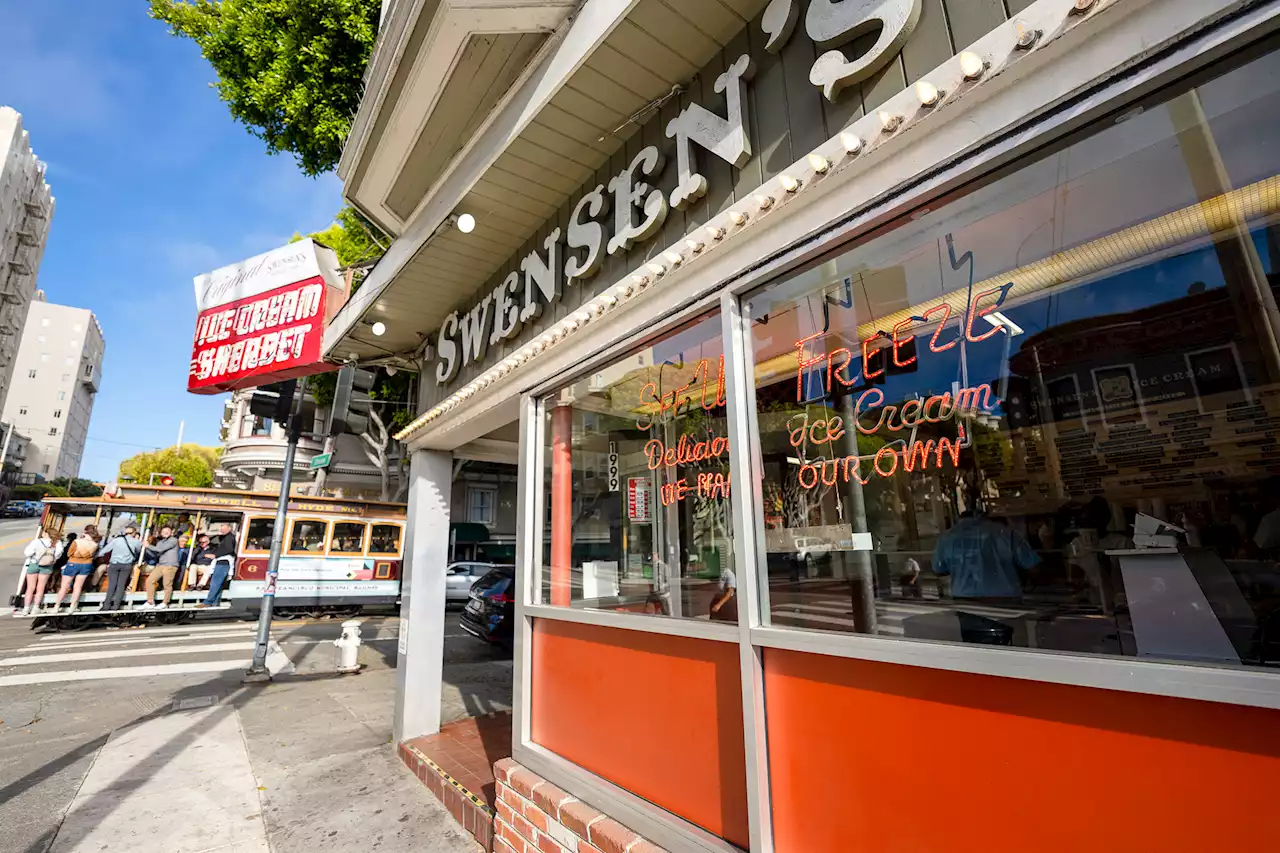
[188,238,346,394]
[429,0,920,386]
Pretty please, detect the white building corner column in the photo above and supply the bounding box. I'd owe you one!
[394,447,453,743]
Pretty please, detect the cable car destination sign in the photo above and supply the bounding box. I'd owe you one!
[430,0,923,386]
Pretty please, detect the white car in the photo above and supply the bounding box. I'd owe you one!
[445,562,497,604]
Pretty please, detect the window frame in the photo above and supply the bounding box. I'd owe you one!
[287,517,330,555]
[501,12,1280,853]
[328,521,368,556]
[467,486,497,525]
[241,516,276,554]
[367,522,403,557]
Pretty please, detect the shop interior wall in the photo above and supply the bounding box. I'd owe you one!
[529,618,750,848]
[764,647,1280,853]
[422,0,1019,411]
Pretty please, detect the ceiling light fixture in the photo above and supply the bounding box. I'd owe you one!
[370,321,386,336]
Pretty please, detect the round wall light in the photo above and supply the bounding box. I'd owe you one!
[456,213,476,234]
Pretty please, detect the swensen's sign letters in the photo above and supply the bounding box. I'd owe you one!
[430,0,922,387]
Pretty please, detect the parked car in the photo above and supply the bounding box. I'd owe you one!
[2,501,29,518]
[445,561,497,604]
[24,501,43,517]
[459,566,515,648]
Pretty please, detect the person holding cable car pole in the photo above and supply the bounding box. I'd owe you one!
[99,524,142,612]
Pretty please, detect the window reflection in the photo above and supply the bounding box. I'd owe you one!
[541,314,737,622]
[747,50,1280,668]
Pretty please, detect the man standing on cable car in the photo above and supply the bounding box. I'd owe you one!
[196,522,237,608]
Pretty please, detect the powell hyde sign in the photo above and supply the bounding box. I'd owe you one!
[189,239,344,394]
[431,0,925,387]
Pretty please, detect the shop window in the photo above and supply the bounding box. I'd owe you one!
[244,518,275,552]
[539,313,738,623]
[330,522,366,555]
[742,46,1280,670]
[369,523,401,555]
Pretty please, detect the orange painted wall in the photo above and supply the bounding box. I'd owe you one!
[531,619,749,848]
[765,648,1280,853]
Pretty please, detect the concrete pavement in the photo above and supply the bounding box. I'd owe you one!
[0,542,511,853]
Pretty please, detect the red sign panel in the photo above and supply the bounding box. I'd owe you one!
[189,276,327,393]
[187,239,343,394]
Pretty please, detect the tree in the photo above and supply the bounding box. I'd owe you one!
[148,0,381,176]
[48,477,105,498]
[14,484,68,500]
[308,368,414,500]
[308,207,385,268]
[119,445,223,488]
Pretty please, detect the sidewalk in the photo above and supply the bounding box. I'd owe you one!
[42,666,479,853]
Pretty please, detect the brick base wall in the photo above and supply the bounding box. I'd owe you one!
[493,758,668,853]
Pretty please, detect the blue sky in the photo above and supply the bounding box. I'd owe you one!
[0,0,342,481]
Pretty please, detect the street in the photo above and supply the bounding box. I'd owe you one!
[0,525,512,853]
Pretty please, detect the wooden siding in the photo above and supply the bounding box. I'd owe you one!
[423,0,1013,406]
[385,32,547,221]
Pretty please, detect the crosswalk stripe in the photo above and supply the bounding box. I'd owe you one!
[0,660,249,687]
[1,642,257,667]
[29,629,255,650]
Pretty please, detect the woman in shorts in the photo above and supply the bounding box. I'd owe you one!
[18,528,61,616]
[52,525,102,614]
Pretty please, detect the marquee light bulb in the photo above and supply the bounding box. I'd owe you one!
[1014,20,1040,49]
[705,225,725,241]
[456,213,476,233]
[685,238,704,253]
[779,174,800,193]
[807,153,830,174]
[755,193,774,210]
[840,132,863,154]
[729,209,749,226]
[645,262,665,276]
[915,80,940,107]
[663,250,683,265]
[959,51,986,81]
[878,111,902,132]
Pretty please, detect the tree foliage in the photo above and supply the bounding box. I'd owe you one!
[118,445,223,488]
[148,0,381,176]
[308,207,384,268]
[48,477,105,498]
[13,484,68,500]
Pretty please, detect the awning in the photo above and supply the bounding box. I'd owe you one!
[450,522,489,543]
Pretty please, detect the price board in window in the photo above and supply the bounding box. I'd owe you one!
[627,477,652,523]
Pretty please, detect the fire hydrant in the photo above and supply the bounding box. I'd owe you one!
[333,620,363,673]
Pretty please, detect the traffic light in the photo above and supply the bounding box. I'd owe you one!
[247,379,299,423]
[327,365,377,436]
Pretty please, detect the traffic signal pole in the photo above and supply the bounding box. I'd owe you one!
[246,379,303,680]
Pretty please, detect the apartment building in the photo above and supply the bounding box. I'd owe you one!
[2,294,104,479]
[0,107,54,416]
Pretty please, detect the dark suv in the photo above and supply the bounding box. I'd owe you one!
[459,565,515,648]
